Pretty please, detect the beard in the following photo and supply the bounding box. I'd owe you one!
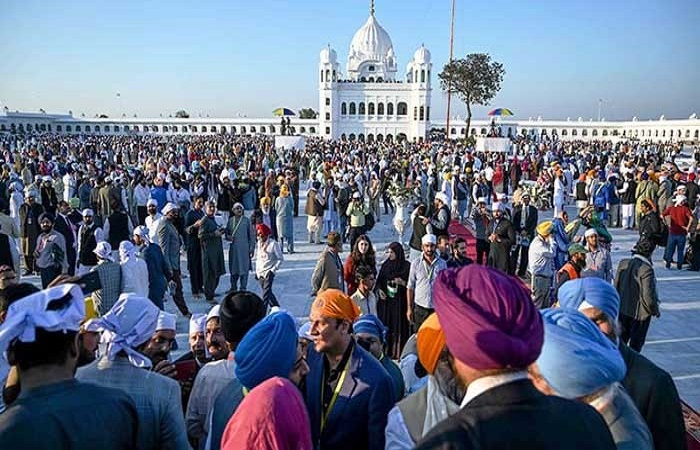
[434,363,467,405]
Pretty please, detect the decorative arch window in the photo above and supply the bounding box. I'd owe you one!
[421,70,425,83]
[414,107,418,120]
[612,130,619,136]
[686,129,691,138]
[170,126,176,132]
[426,106,430,120]
[56,125,62,132]
[358,102,366,115]
[250,126,256,133]
[40,124,47,131]
[104,125,110,132]
[85,125,91,132]
[349,102,356,115]
[310,126,316,133]
[572,129,578,136]
[480,128,487,135]
[76,125,81,132]
[368,103,375,115]
[260,126,266,133]
[240,126,246,134]
[320,70,323,82]
[377,103,384,115]
[581,130,588,136]
[300,126,306,133]
[66,125,72,132]
[695,130,699,138]
[200,126,206,132]
[341,102,347,115]
[397,102,407,116]
[326,70,330,82]
[269,125,275,133]
[471,128,477,136]
[450,128,456,135]
[360,76,367,82]
[191,126,197,132]
[419,106,425,120]
[231,126,237,134]
[562,129,568,136]
[387,103,394,115]
[592,129,598,136]
[602,130,608,136]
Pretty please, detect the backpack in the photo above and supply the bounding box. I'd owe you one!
[364,211,375,232]
[655,219,669,247]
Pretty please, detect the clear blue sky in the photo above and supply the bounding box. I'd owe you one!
[1,0,698,121]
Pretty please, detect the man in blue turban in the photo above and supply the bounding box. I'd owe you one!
[556,278,687,450]
[557,277,620,340]
[206,311,309,450]
[354,314,405,402]
[530,308,652,450]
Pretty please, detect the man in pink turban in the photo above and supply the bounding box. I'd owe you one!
[415,265,616,450]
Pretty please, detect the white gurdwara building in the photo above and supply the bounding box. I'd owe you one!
[317,2,431,142]
[1,1,699,144]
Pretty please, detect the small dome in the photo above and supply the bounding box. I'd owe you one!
[413,44,431,64]
[319,46,337,63]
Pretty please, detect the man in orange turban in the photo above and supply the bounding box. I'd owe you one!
[385,313,463,447]
[305,289,393,450]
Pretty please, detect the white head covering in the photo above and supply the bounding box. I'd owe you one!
[434,192,448,205]
[189,314,207,336]
[94,241,113,261]
[232,202,244,211]
[81,208,94,217]
[0,284,85,355]
[146,198,158,207]
[119,240,137,263]
[477,197,487,204]
[674,195,687,206]
[91,294,160,368]
[492,202,506,212]
[206,304,221,324]
[421,233,437,245]
[161,202,178,216]
[156,311,177,332]
[133,225,150,243]
[584,228,598,238]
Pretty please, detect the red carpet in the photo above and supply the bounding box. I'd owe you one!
[447,220,478,262]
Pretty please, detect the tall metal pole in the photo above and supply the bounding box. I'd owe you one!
[597,98,602,121]
[446,0,456,138]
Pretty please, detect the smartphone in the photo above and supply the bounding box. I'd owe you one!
[76,271,102,295]
[174,360,197,381]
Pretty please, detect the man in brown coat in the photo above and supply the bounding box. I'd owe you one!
[311,231,344,296]
[614,240,660,352]
[305,181,324,244]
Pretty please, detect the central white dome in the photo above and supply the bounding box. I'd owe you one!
[349,15,394,63]
[347,9,397,81]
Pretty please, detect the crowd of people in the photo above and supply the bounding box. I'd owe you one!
[0,130,697,449]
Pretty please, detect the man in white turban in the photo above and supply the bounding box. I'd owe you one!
[0,284,139,448]
[76,294,188,450]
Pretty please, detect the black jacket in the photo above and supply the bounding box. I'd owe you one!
[512,204,538,238]
[619,343,688,450]
[416,379,616,450]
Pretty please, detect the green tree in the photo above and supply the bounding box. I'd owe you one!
[298,108,317,119]
[439,53,505,138]
[175,110,190,118]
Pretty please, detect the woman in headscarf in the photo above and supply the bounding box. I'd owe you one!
[274,185,295,254]
[221,377,312,450]
[343,234,376,296]
[375,242,411,360]
[119,240,148,298]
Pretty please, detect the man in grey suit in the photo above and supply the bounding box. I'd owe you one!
[615,240,660,352]
[77,294,189,450]
[158,202,190,317]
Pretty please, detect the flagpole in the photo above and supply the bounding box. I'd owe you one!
[446,0,456,139]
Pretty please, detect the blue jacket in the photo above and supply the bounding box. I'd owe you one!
[142,242,171,308]
[305,341,394,450]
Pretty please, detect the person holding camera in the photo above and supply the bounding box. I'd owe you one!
[346,192,369,248]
